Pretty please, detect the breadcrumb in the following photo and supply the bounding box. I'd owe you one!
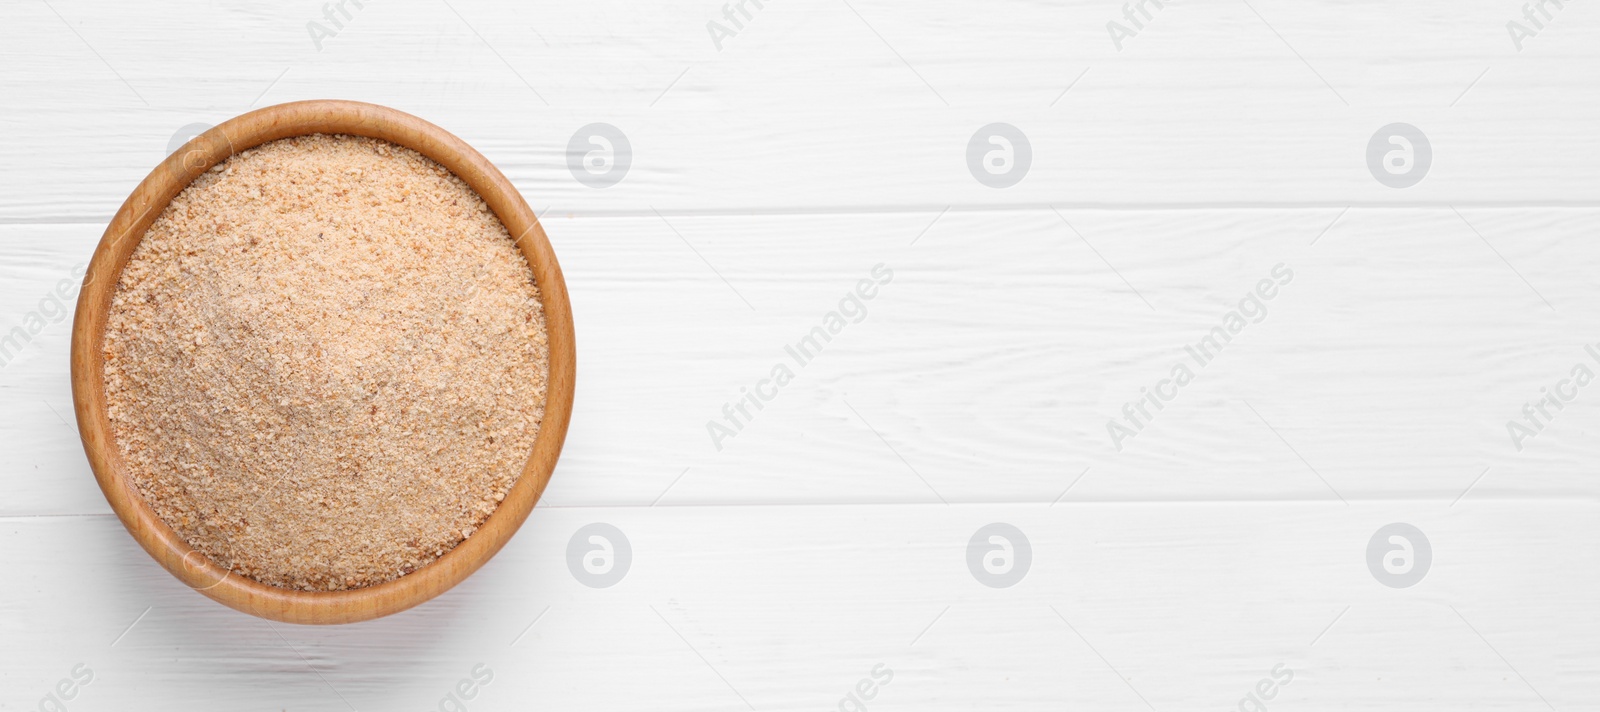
[103,134,549,591]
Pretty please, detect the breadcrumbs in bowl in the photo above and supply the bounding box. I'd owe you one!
[102,133,550,592]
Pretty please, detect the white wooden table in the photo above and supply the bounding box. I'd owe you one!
[3,0,1598,709]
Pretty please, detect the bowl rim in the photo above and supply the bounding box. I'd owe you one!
[69,99,575,624]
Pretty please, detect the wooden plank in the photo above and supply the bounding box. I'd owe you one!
[6,208,1600,515]
[0,502,1591,709]
[0,1,1598,221]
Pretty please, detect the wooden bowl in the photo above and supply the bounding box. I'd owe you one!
[70,100,575,624]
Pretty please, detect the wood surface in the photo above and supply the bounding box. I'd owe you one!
[3,0,1599,709]
[69,100,576,624]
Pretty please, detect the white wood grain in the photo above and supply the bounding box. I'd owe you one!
[2,0,1598,709]
[2,503,1595,710]
[2,0,1599,220]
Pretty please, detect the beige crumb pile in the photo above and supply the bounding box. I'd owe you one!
[103,134,549,591]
